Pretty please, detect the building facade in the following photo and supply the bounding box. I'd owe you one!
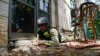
[0,0,72,47]
[0,0,87,47]
[9,0,72,40]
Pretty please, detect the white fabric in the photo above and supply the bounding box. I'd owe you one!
[50,28,59,45]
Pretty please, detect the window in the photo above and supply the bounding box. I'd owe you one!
[11,0,35,33]
[39,0,49,12]
[9,0,51,39]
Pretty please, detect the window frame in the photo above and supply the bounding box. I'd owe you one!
[8,0,51,40]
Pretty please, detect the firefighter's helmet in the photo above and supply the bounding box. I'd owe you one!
[37,17,48,25]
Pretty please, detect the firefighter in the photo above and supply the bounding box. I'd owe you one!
[37,17,52,46]
[37,17,61,47]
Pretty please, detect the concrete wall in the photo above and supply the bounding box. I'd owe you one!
[0,0,9,47]
[58,0,71,31]
[51,0,72,31]
[51,0,56,27]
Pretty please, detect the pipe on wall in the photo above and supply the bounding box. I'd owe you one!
[54,0,59,31]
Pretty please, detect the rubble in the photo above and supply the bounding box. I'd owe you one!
[15,40,33,48]
[0,47,7,56]
[8,46,100,56]
[8,29,100,56]
[8,39,42,56]
[8,38,100,56]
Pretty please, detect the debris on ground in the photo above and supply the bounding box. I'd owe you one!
[59,41,100,49]
[8,38,100,56]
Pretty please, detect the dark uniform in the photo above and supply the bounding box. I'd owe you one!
[38,30,51,40]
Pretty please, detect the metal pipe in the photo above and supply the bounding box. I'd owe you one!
[54,0,59,31]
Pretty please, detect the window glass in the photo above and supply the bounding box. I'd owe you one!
[39,0,49,12]
[11,1,34,33]
[44,0,49,12]
[39,0,44,10]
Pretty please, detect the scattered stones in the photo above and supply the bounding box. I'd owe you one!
[0,47,7,56]
[8,40,100,56]
[8,46,100,56]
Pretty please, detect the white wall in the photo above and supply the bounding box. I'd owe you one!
[58,0,71,31]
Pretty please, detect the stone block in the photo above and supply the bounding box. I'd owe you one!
[0,40,6,47]
[0,1,8,16]
[0,47,7,56]
[0,16,8,32]
[0,31,7,47]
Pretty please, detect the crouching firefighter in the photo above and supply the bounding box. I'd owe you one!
[37,17,62,47]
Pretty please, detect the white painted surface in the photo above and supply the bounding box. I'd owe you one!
[58,0,71,31]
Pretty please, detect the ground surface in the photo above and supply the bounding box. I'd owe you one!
[8,46,100,56]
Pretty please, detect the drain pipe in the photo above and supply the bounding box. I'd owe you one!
[54,0,59,31]
[54,0,62,43]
